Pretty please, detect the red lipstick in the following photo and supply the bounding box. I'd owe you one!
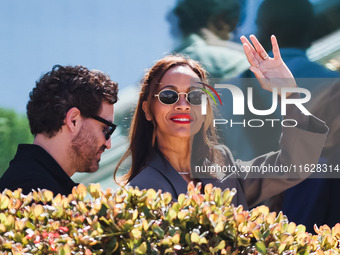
[170,114,192,124]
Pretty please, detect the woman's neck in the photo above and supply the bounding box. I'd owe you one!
[157,136,192,175]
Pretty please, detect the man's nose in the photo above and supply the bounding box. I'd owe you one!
[104,137,112,150]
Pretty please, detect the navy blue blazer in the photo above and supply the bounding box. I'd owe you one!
[129,151,248,207]
[129,114,328,210]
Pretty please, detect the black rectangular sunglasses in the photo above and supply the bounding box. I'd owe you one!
[91,115,117,140]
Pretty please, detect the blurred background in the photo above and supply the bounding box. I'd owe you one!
[1,0,340,191]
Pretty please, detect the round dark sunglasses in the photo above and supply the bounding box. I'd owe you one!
[154,89,204,105]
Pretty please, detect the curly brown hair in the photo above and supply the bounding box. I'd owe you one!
[27,65,118,137]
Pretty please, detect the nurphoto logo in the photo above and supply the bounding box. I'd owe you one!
[200,83,312,128]
[198,82,223,115]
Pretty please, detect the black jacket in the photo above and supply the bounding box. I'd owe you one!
[0,144,78,196]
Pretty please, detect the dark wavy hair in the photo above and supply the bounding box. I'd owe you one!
[114,54,224,184]
[173,0,241,36]
[256,0,314,50]
[27,65,118,137]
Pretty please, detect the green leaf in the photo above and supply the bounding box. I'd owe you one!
[41,189,54,203]
[214,188,222,206]
[162,192,172,205]
[0,213,6,223]
[198,237,208,245]
[222,188,236,206]
[178,210,188,220]
[13,232,22,242]
[0,195,9,210]
[263,229,270,240]
[152,225,165,238]
[172,233,180,244]
[238,236,251,246]
[58,244,71,255]
[296,224,306,234]
[106,237,118,253]
[255,241,267,255]
[87,183,102,199]
[215,240,225,251]
[25,220,36,230]
[214,221,225,233]
[178,194,186,207]
[97,203,108,218]
[287,222,296,234]
[168,208,177,220]
[278,243,286,254]
[135,242,147,254]
[33,204,43,218]
[185,233,191,244]
[4,215,15,230]
[169,227,180,236]
[191,232,200,243]
[131,228,142,239]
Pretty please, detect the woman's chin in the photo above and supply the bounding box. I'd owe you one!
[171,128,200,138]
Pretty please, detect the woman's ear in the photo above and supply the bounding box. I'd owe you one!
[65,107,82,132]
[142,101,152,121]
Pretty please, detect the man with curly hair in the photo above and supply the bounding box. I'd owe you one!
[0,65,118,195]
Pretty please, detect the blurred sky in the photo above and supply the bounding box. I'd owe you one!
[1,0,330,114]
[0,0,178,113]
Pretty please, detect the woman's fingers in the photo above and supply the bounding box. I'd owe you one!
[242,43,259,67]
[240,35,263,63]
[241,34,295,93]
[271,35,281,60]
[249,34,269,60]
[240,35,256,54]
[249,66,264,79]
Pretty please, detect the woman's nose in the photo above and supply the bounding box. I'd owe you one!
[175,94,190,111]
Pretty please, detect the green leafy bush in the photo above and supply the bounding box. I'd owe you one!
[0,108,33,175]
[0,183,339,254]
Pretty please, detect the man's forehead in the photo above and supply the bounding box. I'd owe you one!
[99,102,114,119]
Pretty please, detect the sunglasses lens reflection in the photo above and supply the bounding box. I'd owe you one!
[158,90,203,105]
[159,90,178,104]
[187,90,202,105]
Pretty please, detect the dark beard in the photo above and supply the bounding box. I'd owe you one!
[69,124,102,173]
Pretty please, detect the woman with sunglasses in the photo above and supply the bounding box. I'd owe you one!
[114,35,328,209]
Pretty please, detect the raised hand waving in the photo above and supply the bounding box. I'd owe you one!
[240,34,297,96]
